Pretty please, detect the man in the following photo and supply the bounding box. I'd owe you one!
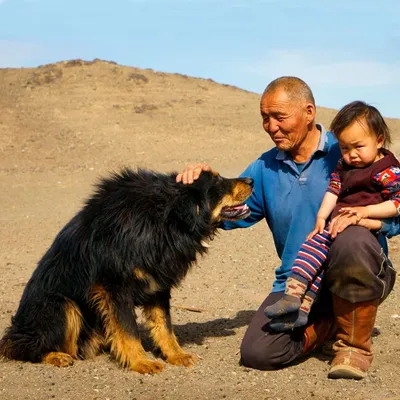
[177,77,397,380]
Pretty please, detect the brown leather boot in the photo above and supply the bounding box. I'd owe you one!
[302,314,337,355]
[328,295,379,380]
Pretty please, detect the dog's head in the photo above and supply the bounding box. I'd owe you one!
[170,170,253,233]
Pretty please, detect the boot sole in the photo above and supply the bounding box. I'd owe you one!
[328,364,366,380]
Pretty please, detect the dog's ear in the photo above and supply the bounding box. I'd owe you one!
[167,193,200,232]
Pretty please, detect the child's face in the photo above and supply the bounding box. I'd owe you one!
[337,118,384,168]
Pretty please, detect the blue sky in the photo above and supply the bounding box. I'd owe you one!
[1,0,399,117]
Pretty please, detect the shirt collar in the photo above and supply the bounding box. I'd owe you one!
[275,123,327,161]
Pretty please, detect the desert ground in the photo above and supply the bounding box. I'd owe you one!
[1,59,400,400]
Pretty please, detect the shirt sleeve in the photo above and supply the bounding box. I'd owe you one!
[326,159,344,196]
[380,217,400,239]
[373,165,400,214]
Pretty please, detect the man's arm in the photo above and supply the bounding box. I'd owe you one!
[328,213,400,239]
[176,163,211,184]
[356,217,383,231]
[328,213,380,238]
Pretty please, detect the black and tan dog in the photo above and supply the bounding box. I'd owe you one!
[0,168,253,374]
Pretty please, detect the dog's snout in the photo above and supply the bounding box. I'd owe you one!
[244,177,254,187]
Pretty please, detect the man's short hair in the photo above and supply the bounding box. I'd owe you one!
[263,76,315,106]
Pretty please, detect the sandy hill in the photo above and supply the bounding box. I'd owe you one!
[3,58,398,177]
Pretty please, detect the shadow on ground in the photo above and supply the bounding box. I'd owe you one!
[139,309,255,352]
[174,309,256,345]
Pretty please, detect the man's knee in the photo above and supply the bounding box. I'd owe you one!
[329,226,375,256]
[240,335,302,370]
[325,226,393,303]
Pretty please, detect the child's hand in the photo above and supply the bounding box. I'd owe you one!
[306,217,326,240]
[338,206,369,222]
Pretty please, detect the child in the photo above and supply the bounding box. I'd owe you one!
[264,100,400,331]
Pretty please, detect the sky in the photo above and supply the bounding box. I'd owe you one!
[1,0,400,118]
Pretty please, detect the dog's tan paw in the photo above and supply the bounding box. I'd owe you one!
[131,359,164,374]
[43,352,75,367]
[167,352,198,367]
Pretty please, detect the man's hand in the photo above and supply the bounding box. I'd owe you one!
[306,216,326,240]
[176,163,211,184]
[338,206,370,222]
[328,213,359,238]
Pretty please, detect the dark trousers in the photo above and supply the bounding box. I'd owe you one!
[240,226,396,370]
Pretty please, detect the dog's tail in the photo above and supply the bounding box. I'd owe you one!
[0,325,46,362]
[0,332,13,360]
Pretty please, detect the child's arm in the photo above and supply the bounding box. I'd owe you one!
[367,201,398,218]
[318,161,343,221]
[306,192,338,240]
[339,201,398,221]
[317,191,339,220]
[306,163,342,240]
[340,164,400,221]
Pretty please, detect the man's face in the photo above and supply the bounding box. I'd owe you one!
[260,89,312,152]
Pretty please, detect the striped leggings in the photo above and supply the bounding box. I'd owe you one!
[292,229,333,297]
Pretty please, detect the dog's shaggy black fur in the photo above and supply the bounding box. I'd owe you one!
[0,168,253,373]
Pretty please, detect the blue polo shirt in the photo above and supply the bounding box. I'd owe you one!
[222,125,398,293]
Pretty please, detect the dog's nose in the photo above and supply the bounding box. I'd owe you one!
[244,177,254,187]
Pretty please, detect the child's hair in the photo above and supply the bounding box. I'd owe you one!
[330,100,391,147]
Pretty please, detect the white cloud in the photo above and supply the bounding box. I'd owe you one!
[245,50,400,88]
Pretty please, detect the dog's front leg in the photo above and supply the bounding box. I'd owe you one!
[89,285,163,374]
[143,291,197,367]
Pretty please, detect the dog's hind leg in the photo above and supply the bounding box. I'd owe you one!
[89,285,164,374]
[143,291,197,367]
[79,328,104,359]
[42,299,82,367]
[0,295,82,367]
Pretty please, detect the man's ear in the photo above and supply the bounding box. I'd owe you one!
[305,103,316,124]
